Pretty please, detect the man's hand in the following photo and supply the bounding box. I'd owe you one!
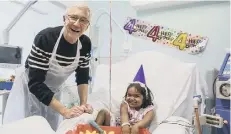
[81,104,93,114]
[63,106,85,119]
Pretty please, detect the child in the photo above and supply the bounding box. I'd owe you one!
[95,65,155,134]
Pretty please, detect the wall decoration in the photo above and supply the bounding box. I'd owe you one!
[123,17,209,55]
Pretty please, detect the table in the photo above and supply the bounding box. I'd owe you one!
[0,90,10,124]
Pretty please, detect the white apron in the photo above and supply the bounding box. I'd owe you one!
[3,27,82,131]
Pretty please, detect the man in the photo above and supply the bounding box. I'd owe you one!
[3,4,93,130]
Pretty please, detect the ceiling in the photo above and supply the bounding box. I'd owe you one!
[0,1,89,19]
[0,1,86,30]
[13,1,86,8]
[129,0,197,11]
[58,1,87,7]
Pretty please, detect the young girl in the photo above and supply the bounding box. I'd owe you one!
[95,82,155,134]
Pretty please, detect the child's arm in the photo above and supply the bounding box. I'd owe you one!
[120,102,131,133]
[135,110,155,128]
[120,102,129,124]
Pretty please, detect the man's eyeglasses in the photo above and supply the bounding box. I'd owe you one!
[67,15,90,25]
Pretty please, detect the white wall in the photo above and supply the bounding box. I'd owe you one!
[89,1,230,78]
[133,1,230,77]
[0,1,65,78]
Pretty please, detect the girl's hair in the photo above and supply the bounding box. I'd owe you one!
[124,83,154,108]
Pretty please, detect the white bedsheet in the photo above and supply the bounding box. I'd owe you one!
[152,116,194,134]
[0,116,55,134]
[57,50,208,133]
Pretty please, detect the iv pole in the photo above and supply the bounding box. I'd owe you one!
[89,8,130,94]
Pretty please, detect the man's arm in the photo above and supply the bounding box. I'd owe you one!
[27,33,54,106]
[49,97,68,116]
[76,35,92,105]
[27,33,68,116]
[78,84,88,105]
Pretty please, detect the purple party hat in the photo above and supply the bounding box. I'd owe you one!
[133,64,146,85]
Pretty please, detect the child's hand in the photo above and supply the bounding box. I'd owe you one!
[131,124,139,134]
[121,125,130,134]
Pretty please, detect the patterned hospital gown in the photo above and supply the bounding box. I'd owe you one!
[111,100,155,126]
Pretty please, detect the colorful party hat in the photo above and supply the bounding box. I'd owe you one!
[133,64,146,85]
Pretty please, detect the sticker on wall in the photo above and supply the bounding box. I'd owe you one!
[123,17,209,55]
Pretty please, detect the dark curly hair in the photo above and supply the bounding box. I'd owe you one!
[124,83,154,108]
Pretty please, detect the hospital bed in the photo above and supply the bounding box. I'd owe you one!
[57,50,208,134]
[0,50,209,134]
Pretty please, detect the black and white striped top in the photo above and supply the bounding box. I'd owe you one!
[25,26,91,106]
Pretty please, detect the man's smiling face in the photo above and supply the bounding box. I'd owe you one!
[63,5,90,43]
